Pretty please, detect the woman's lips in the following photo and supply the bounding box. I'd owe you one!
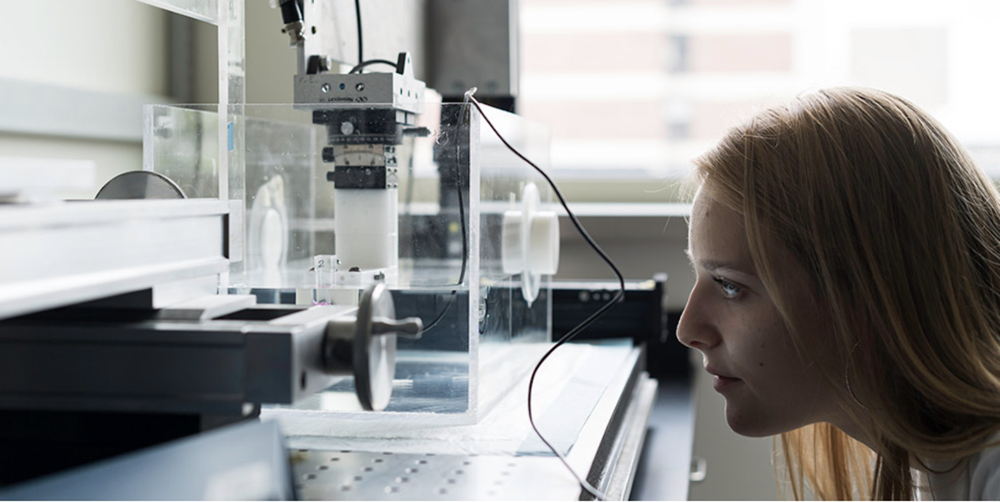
[706,366,742,392]
[712,374,742,392]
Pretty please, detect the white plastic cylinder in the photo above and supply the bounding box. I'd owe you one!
[528,211,559,275]
[334,189,398,271]
[500,186,561,278]
[502,210,523,275]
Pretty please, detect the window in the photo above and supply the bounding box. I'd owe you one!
[519,0,1000,201]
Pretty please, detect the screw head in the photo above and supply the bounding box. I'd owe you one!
[356,83,366,91]
[321,83,331,93]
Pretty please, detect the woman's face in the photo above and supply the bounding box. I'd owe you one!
[677,191,845,437]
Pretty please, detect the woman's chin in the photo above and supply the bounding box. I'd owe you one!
[725,403,788,438]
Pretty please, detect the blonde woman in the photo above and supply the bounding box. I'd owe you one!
[677,87,1000,500]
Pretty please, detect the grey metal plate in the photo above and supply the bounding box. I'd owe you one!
[291,450,582,501]
[289,370,661,501]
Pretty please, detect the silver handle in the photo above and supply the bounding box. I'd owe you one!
[371,316,423,339]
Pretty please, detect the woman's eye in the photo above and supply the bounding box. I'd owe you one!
[712,277,742,299]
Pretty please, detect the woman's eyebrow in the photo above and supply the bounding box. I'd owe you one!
[685,250,758,278]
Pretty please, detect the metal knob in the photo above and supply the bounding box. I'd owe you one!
[322,284,422,411]
[372,317,423,339]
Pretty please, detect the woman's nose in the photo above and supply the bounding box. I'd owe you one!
[677,283,720,351]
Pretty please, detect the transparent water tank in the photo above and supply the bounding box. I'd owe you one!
[144,101,557,425]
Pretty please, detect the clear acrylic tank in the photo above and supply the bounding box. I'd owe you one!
[144,101,558,425]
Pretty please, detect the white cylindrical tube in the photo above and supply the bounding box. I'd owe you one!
[334,189,397,271]
[502,209,524,274]
[528,211,560,275]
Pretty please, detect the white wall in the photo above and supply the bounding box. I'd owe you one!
[243,1,297,104]
[0,0,171,196]
[0,133,144,200]
[0,0,168,96]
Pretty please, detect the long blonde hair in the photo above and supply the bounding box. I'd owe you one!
[693,87,1000,500]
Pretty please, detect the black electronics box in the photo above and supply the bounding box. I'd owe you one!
[551,274,689,381]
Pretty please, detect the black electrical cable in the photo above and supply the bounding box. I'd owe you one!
[349,1,397,75]
[348,59,398,74]
[401,103,471,338]
[454,106,470,287]
[353,0,362,64]
[419,293,456,334]
[464,88,624,501]
[412,104,473,336]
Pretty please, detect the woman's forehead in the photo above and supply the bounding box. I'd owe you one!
[689,193,756,275]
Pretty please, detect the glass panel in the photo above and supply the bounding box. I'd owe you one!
[137,0,220,24]
[143,105,220,198]
[139,0,245,284]
[222,0,246,289]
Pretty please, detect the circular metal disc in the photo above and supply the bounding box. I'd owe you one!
[353,284,397,411]
[95,171,186,200]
